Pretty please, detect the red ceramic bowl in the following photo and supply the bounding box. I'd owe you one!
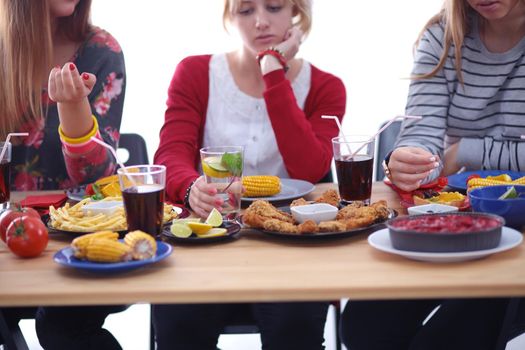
[386,213,504,252]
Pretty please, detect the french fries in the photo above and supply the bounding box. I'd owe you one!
[49,197,179,232]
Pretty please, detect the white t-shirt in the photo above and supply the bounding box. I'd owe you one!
[202,53,311,177]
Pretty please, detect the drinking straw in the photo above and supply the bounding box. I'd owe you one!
[321,115,352,154]
[0,133,29,161]
[348,115,422,160]
[90,136,137,186]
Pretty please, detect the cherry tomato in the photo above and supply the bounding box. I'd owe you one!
[85,183,95,196]
[466,174,481,186]
[6,216,48,258]
[437,177,448,188]
[0,206,40,242]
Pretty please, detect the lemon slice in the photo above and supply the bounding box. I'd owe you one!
[198,228,227,238]
[202,157,230,178]
[499,186,518,200]
[170,223,193,238]
[205,208,223,227]
[187,222,213,235]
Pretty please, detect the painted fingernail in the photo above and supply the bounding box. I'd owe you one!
[434,162,440,168]
[82,73,89,80]
[429,156,436,162]
[69,63,75,71]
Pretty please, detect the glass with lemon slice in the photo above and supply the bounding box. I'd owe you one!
[200,146,244,221]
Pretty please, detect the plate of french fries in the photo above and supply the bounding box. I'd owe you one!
[48,197,186,234]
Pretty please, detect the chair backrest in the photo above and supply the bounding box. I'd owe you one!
[118,133,149,166]
[375,120,402,181]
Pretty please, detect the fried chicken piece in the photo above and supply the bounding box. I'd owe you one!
[314,189,340,207]
[343,216,377,230]
[370,200,390,221]
[263,219,299,234]
[290,198,309,207]
[243,200,293,227]
[336,202,372,221]
[318,220,347,232]
[297,220,319,234]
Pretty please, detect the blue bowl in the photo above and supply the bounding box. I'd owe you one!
[468,185,525,229]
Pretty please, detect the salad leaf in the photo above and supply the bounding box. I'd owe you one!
[221,152,243,177]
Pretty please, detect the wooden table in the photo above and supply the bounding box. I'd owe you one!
[1,182,525,308]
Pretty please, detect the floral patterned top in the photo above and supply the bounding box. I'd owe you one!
[11,26,126,191]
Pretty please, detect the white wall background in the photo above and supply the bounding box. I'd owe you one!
[91,0,443,161]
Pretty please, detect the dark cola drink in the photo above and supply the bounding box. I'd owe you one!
[122,184,165,238]
[0,162,10,204]
[335,155,373,204]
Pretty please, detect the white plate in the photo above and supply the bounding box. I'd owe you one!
[242,178,315,202]
[368,227,523,263]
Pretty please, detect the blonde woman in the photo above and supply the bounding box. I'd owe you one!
[153,0,345,348]
[384,0,525,192]
[342,1,525,349]
[0,0,126,349]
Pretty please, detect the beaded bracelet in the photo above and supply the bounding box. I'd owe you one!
[256,47,289,72]
[183,178,198,209]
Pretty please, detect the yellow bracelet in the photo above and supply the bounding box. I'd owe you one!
[58,115,99,144]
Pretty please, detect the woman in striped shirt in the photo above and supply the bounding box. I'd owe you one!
[341,1,525,350]
[385,0,525,192]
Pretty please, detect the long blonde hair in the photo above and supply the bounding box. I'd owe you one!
[414,0,471,82]
[223,0,313,37]
[0,0,92,139]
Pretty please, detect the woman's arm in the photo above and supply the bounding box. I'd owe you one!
[59,32,125,185]
[263,68,346,183]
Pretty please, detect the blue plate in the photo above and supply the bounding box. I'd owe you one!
[53,240,172,273]
[447,170,525,191]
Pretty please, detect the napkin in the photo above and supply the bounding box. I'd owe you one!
[19,193,68,215]
[384,177,448,206]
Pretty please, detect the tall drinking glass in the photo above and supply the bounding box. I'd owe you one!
[200,146,244,221]
[117,165,166,239]
[0,142,12,209]
[332,135,374,205]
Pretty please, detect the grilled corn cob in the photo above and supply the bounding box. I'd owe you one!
[71,231,119,258]
[124,230,157,260]
[85,238,132,263]
[512,176,525,184]
[242,175,281,197]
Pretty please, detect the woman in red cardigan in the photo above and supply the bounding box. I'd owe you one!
[153,0,346,349]
[154,0,346,219]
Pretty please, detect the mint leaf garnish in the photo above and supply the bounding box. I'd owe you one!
[221,152,243,177]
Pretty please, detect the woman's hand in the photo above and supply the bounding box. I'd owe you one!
[48,62,96,104]
[275,26,303,61]
[260,26,303,75]
[188,177,223,219]
[388,147,440,192]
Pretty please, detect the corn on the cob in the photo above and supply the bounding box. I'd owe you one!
[242,175,281,197]
[85,238,132,263]
[71,231,119,258]
[124,230,157,260]
[467,178,510,189]
[512,176,525,184]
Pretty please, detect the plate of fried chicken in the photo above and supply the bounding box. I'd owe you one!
[242,190,395,239]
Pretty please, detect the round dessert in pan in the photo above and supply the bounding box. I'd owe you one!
[386,213,504,253]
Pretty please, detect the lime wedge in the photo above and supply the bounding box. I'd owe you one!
[187,222,213,235]
[205,208,223,227]
[499,186,518,200]
[202,157,231,178]
[170,223,193,238]
[207,158,228,172]
[198,228,227,238]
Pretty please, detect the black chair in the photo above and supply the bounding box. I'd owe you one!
[375,120,402,181]
[118,133,149,166]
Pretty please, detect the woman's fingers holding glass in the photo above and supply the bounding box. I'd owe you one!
[190,178,223,218]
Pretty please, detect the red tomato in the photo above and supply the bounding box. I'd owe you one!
[0,206,40,242]
[437,177,448,188]
[6,216,48,258]
[85,183,95,196]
